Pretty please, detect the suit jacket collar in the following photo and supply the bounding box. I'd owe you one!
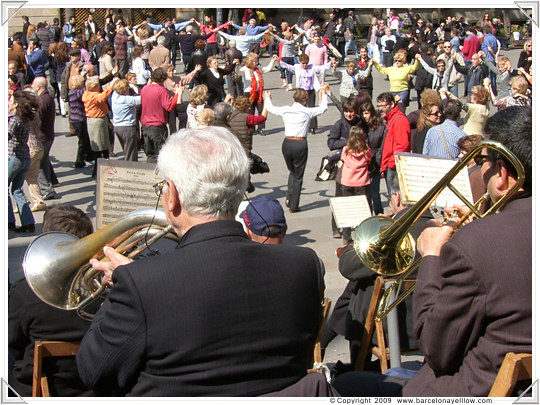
[176,220,248,249]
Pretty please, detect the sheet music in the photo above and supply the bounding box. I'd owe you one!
[395,153,473,208]
[329,195,372,228]
[96,159,163,229]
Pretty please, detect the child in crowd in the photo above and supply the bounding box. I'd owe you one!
[336,126,372,243]
[197,108,214,127]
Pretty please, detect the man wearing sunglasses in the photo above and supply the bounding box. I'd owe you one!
[76,127,325,396]
[333,106,531,397]
[404,107,532,396]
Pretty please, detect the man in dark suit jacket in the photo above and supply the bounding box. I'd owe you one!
[322,175,431,366]
[334,106,532,397]
[403,106,532,396]
[76,126,325,396]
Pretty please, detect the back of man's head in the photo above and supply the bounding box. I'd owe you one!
[389,175,406,215]
[213,102,232,122]
[185,25,193,33]
[241,196,287,244]
[42,205,94,239]
[157,36,166,46]
[444,99,461,122]
[484,106,532,193]
[157,127,250,219]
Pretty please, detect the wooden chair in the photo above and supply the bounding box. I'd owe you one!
[354,276,415,373]
[32,340,80,397]
[308,298,332,373]
[489,352,533,397]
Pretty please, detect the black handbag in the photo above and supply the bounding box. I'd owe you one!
[250,153,270,174]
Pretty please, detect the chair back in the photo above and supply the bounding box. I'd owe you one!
[489,352,532,397]
[32,340,81,397]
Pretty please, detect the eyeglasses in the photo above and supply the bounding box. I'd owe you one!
[428,110,442,116]
[443,46,451,49]
[153,180,166,196]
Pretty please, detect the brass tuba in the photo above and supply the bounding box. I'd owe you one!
[23,208,179,319]
[352,140,526,321]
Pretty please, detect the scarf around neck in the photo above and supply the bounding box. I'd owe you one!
[249,68,264,104]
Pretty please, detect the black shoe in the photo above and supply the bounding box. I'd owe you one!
[43,192,57,200]
[8,222,16,232]
[74,162,85,168]
[14,223,35,233]
[246,182,255,193]
[259,129,267,136]
[285,199,290,208]
[310,128,316,134]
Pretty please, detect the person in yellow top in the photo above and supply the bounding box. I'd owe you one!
[372,49,418,108]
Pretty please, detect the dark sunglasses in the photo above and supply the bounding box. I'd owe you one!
[473,154,494,166]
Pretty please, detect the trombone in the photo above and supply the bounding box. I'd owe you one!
[352,140,525,322]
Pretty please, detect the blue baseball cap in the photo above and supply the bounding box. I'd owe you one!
[241,196,287,237]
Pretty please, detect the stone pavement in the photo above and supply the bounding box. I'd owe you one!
[7,48,522,367]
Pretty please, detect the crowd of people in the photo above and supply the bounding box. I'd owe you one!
[8,7,533,399]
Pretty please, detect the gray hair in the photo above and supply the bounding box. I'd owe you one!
[228,39,236,48]
[185,25,193,33]
[213,102,232,122]
[156,127,250,219]
[157,36,166,46]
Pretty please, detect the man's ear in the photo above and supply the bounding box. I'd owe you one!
[165,179,181,216]
[494,159,510,191]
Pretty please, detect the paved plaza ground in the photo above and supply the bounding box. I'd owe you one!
[7,48,522,367]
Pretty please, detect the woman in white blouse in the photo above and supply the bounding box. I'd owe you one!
[131,45,151,86]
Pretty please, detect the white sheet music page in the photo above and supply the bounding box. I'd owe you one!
[394,153,473,208]
[329,195,372,228]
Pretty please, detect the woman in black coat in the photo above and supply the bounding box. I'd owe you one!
[196,55,238,107]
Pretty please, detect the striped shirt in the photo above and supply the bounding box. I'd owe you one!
[68,89,86,123]
[422,120,467,159]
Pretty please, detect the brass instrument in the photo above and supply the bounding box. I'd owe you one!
[352,140,525,321]
[23,209,178,319]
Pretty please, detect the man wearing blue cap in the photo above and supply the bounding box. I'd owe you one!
[241,195,287,244]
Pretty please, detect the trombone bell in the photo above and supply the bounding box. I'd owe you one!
[353,216,415,276]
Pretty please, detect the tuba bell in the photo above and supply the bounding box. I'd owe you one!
[23,208,178,319]
[352,140,525,321]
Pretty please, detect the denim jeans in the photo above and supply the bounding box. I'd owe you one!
[344,39,359,58]
[392,90,410,107]
[384,168,398,196]
[8,156,34,227]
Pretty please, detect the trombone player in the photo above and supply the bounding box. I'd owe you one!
[334,106,532,397]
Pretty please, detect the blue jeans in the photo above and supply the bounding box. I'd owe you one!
[448,84,459,97]
[280,57,295,83]
[384,168,398,196]
[392,90,410,107]
[8,156,34,227]
[344,39,359,58]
